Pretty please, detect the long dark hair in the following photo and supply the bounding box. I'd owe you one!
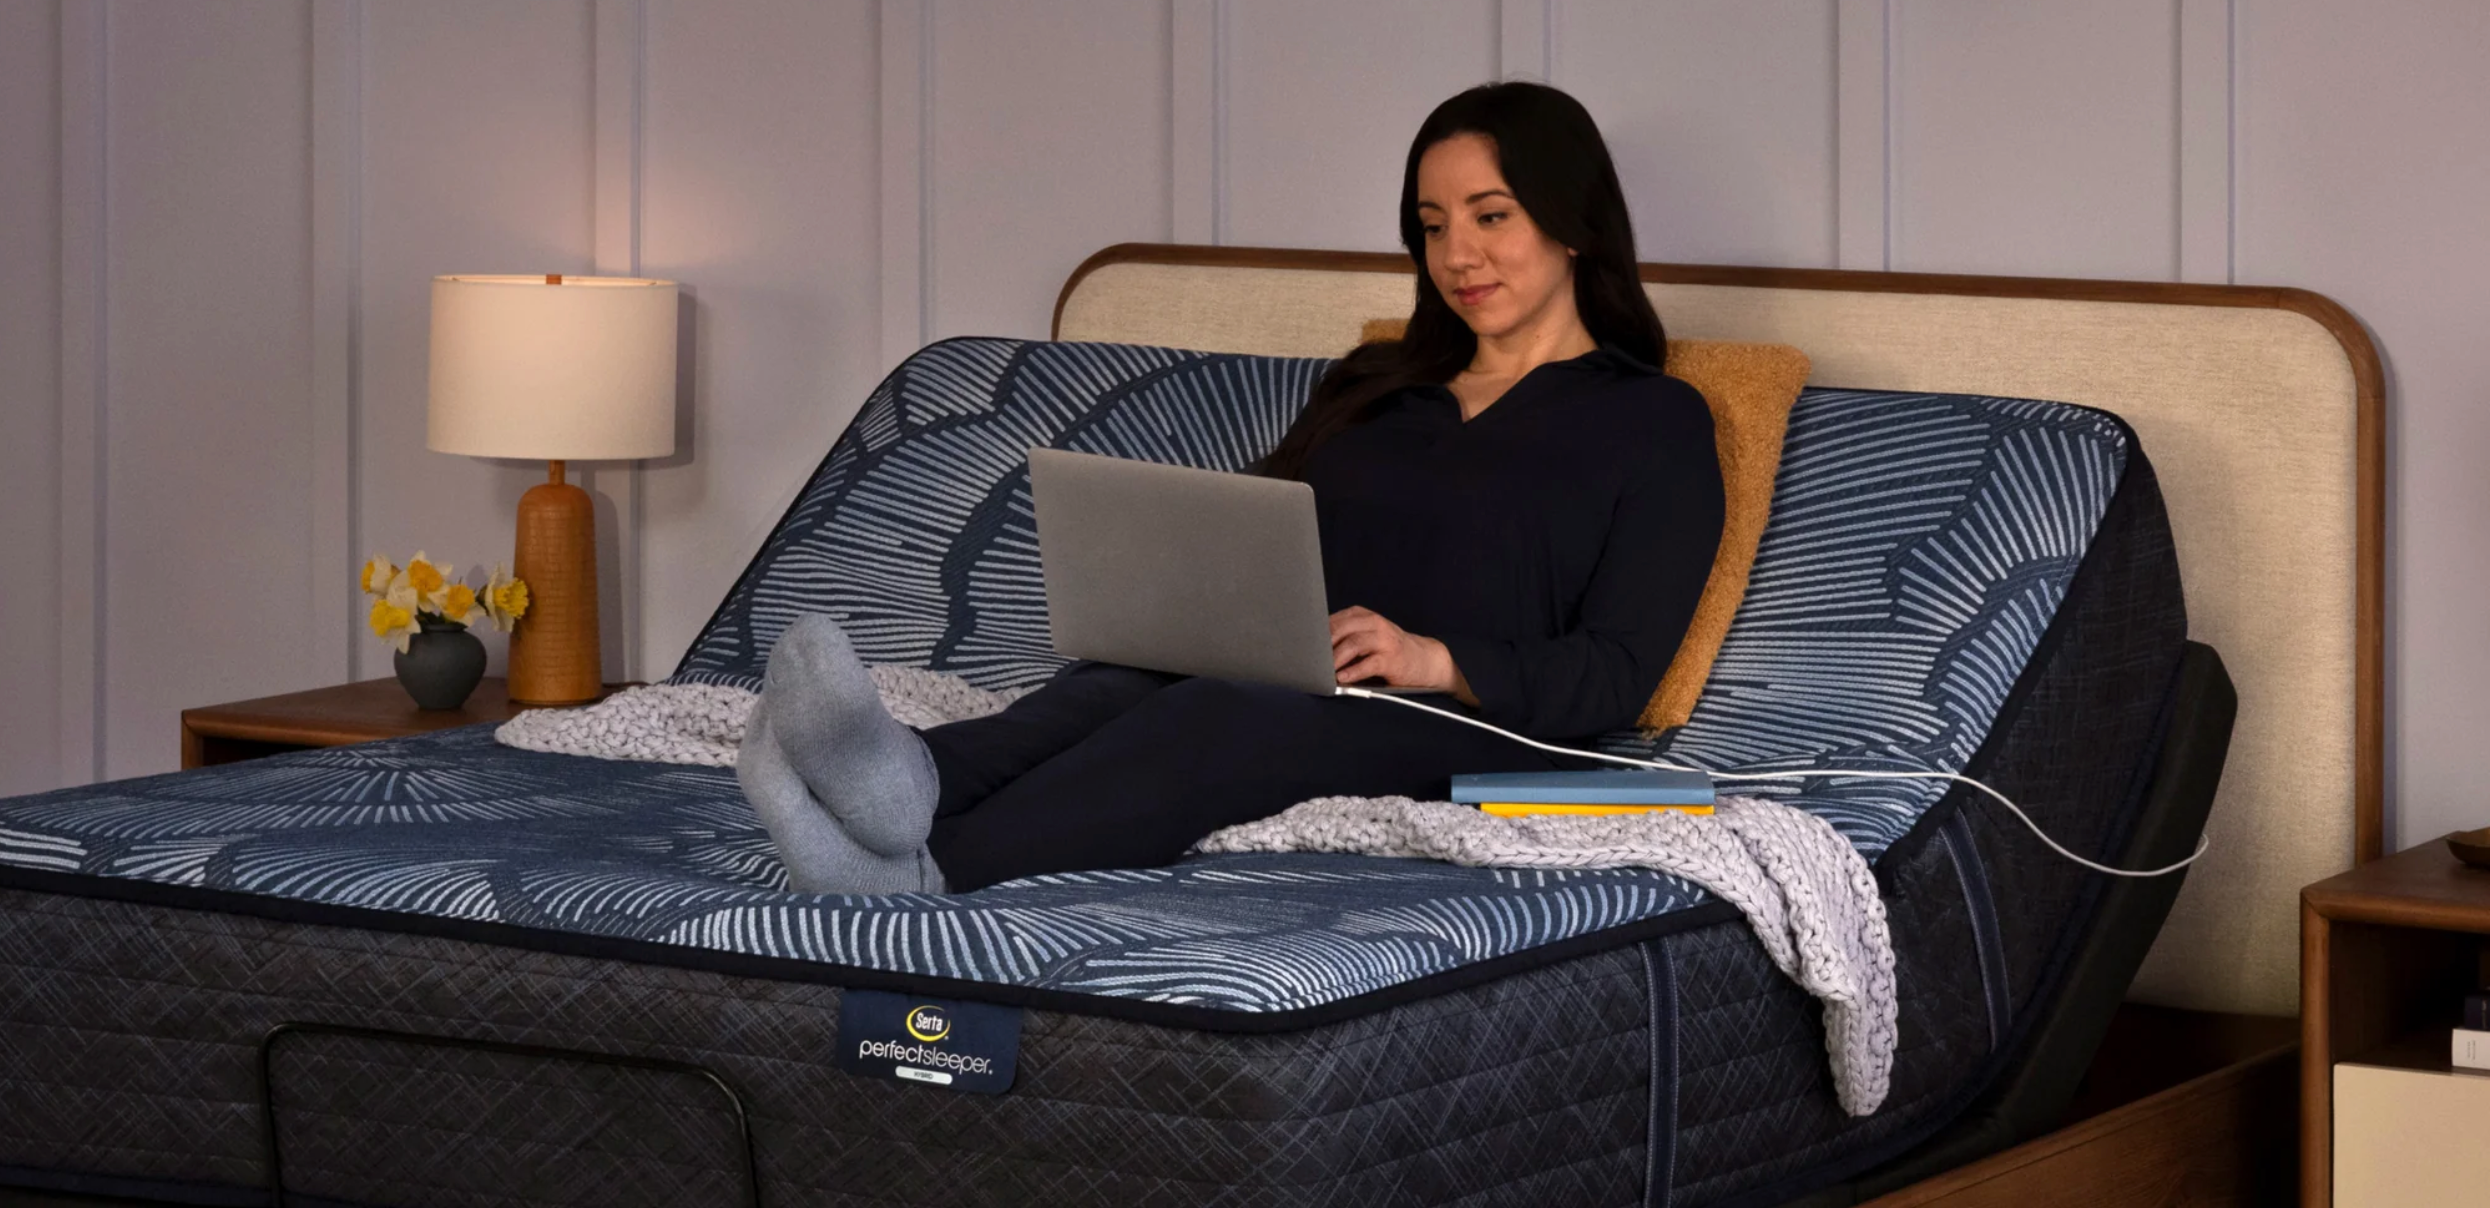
[1259,81,1662,480]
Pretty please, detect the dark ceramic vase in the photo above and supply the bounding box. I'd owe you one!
[394,616,487,710]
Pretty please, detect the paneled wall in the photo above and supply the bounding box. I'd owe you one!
[4,1,2485,863]
[0,1,62,797]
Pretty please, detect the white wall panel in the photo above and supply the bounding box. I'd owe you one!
[926,0,1169,342]
[2175,0,2231,284]
[2236,0,2490,849]
[636,0,881,676]
[99,1,316,777]
[1890,0,2178,280]
[57,0,101,786]
[1222,0,1499,252]
[0,2,61,793]
[1557,0,1838,268]
[305,3,360,688]
[1834,0,1888,270]
[356,1,597,682]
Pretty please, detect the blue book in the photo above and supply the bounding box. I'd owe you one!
[1450,769,1716,807]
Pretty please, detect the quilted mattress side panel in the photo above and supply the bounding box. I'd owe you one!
[0,888,1660,1207]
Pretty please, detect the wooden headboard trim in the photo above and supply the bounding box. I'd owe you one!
[1054,241,2386,864]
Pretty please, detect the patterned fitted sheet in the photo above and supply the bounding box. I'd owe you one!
[0,338,2128,1018]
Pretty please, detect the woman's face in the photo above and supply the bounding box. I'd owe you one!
[1414,132,1577,345]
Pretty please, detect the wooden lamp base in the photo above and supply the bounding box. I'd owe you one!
[507,460,603,706]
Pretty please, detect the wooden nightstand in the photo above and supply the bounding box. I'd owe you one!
[2301,837,2490,1207]
[179,678,614,769]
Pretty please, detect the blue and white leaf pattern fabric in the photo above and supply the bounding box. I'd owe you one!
[0,339,2126,1015]
[1,725,1707,1013]
[1601,392,2126,850]
[673,339,1328,690]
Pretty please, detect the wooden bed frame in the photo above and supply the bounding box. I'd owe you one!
[1053,243,2386,1207]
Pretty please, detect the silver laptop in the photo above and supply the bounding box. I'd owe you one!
[1029,448,1422,695]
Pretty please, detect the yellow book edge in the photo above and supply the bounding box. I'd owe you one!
[1475,802,1715,817]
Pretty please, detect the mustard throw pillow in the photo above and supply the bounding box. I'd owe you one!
[1351,321,1808,730]
[1644,339,1807,729]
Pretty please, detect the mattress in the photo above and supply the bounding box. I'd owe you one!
[0,339,2189,1206]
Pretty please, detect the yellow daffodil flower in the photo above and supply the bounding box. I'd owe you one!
[384,568,418,617]
[404,553,449,611]
[484,563,530,632]
[368,598,416,654]
[441,582,479,626]
[360,554,398,597]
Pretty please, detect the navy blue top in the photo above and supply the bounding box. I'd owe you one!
[1301,346,1726,738]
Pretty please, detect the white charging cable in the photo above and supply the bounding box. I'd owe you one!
[1337,686,2208,878]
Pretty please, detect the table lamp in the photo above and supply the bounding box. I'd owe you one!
[427,273,679,705]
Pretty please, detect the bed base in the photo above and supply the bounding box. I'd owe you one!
[1851,1008,2297,1208]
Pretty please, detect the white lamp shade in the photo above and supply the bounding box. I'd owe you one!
[427,274,680,460]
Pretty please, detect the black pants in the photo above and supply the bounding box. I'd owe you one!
[918,663,1564,891]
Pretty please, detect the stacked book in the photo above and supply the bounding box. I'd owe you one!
[1450,769,1716,817]
[2459,991,2490,1073]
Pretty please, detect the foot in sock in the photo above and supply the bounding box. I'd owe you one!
[760,614,943,855]
[738,694,944,894]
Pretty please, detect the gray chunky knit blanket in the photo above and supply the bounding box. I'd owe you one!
[494,671,1027,765]
[497,675,1896,1114]
[1197,794,1897,1115]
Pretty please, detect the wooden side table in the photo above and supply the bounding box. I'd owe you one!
[2301,837,2490,1206]
[179,677,612,769]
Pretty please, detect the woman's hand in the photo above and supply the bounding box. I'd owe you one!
[1329,607,1478,704]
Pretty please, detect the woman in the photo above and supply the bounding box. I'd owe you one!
[739,81,1726,894]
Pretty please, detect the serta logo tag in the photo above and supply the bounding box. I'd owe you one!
[841,990,1021,1094]
[905,1006,952,1042]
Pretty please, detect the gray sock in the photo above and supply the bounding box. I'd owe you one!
[738,694,946,895]
[760,614,942,856]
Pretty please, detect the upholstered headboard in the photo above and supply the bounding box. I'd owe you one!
[1054,243,2383,1019]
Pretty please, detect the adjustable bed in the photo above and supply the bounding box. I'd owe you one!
[0,245,2380,1207]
